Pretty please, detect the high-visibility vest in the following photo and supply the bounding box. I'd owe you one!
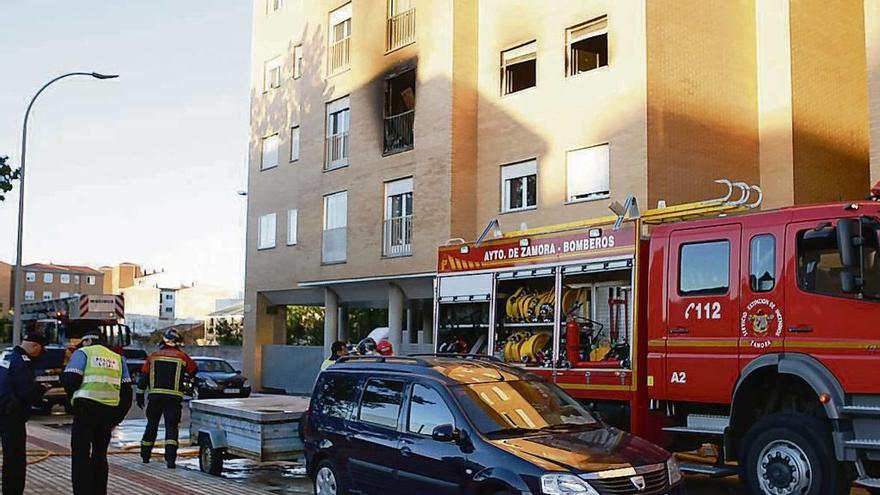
[73,345,123,407]
[148,356,186,398]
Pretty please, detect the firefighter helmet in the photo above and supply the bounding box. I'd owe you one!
[375,340,394,356]
[162,329,183,347]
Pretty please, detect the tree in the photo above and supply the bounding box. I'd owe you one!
[215,319,243,346]
[286,306,324,345]
[0,156,20,202]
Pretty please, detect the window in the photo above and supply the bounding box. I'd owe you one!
[289,126,300,162]
[261,134,280,170]
[567,144,610,202]
[164,307,173,313]
[263,56,282,91]
[679,240,730,296]
[59,292,70,298]
[317,374,361,419]
[408,384,454,435]
[358,378,405,428]
[25,272,35,282]
[322,192,348,263]
[267,0,282,14]
[325,97,350,169]
[86,275,96,285]
[165,294,174,301]
[796,223,880,299]
[287,209,298,245]
[74,275,80,284]
[293,44,303,79]
[60,274,71,284]
[24,291,34,301]
[501,160,537,212]
[43,273,53,283]
[567,17,608,76]
[384,69,416,154]
[384,178,413,256]
[258,213,277,249]
[501,41,537,95]
[750,235,776,292]
[329,3,352,74]
[386,0,416,51]
[42,291,53,301]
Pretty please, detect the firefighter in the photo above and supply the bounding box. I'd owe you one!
[62,330,132,495]
[136,329,197,468]
[0,329,49,495]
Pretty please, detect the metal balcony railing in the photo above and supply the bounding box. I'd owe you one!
[325,132,350,169]
[383,215,412,257]
[329,36,351,74]
[386,8,416,51]
[322,227,347,263]
[383,110,414,154]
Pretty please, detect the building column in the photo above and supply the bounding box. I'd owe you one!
[422,301,434,345]
[756,0,795,208]
[867,0,880,183]
[243,292,286,391]
[337,305,349,342]
[406,305,415,343]
[388,284,404,355]
[323,288,339,358]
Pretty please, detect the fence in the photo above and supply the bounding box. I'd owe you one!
[383,215,413,256]
[386,8,416,51]
[325,132,350,169]
[383,110,414,154]
[329,36,350,73]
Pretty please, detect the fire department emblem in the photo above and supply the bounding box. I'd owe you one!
[740,298,784,349]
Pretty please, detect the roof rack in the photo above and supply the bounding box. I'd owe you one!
[334,355,432,366]
[409,353,502,363]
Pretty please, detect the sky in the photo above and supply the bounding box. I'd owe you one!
[0,1,252,292]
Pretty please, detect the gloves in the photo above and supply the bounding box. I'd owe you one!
[136,394,145,410]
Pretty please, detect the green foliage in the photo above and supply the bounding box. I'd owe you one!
[286,306,324,345]
[215,319,243,346]
[347,308,388,344]
[0,156,20,202]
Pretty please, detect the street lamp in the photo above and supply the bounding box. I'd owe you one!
[12,72,119,345]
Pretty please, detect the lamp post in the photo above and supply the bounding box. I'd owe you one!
[12,72,119,345]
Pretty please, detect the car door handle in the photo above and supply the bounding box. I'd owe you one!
[788,326,813,334]
[669,327,689,335]
[344,433,355,441]
[400,447,412,457]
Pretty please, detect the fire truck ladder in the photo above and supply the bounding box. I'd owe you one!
[612,179,763,229]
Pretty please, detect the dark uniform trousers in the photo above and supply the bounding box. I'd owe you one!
[71,400,118,495]
[0,413,27,495]
[141,395,183,464]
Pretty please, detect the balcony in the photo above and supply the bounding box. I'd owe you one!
[383,110,414,154]
[322,227,347,263]
[329,36,350,74]
[325,132,350,170]
[383,215,412,257]
[386,8,416,52]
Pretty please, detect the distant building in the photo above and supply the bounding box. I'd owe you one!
[99,262,144,294]
[122,278,238,336]
[0,261,12,316]
[18,263,104,303]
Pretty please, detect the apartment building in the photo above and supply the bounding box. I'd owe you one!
[244,0,874,385]
[18,263,104,303]
[99,262,144,294]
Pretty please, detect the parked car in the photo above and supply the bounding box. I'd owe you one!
[302,354,684,495]
[192,357,251,399]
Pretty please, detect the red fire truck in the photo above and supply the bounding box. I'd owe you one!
[433,180,880,494]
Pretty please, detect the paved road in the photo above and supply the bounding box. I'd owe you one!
[31,406,869,495]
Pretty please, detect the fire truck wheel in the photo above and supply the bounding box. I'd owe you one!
[739,413,846,495]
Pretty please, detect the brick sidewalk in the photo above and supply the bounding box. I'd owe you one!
[13,424,272,494]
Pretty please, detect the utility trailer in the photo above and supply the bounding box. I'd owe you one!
[190,395,310,476]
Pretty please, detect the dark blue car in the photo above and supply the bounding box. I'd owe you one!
[302,355,684,495]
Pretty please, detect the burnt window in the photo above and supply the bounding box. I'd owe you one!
[567,17,608,76]
[384,69,415,154]
[501,41,536,95]
[679,240,730,296]
[750,235,776,292]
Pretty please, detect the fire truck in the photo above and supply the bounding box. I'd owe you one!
[18,294,130,412]
[433,180,880,494]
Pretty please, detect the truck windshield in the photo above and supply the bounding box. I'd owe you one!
[451,379,597,438]
[797,218,880,300]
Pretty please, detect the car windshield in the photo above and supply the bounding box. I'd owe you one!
[124,349,147,360]
[196,360,235,373]
[451,379,598,437]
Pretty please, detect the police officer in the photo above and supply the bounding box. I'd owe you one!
[62,331,132,495]
[136,329,197,469]
[0,330,49,495]
[320,341,348,370]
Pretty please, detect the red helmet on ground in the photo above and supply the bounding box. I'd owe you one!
[375,340,394,356]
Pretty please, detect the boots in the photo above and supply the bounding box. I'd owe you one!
[140,443,152,464]
[165,443,177,469]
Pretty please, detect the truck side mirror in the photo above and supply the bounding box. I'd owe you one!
[837,219,861,268]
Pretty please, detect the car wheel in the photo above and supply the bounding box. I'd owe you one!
[739,413,847,495]
[314,460,347,495]
[199,437,224,476]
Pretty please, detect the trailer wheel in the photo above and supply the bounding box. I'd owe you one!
[739,413,846,495]
[198,437,224,476]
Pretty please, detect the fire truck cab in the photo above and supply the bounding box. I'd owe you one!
[433,181,880,494]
